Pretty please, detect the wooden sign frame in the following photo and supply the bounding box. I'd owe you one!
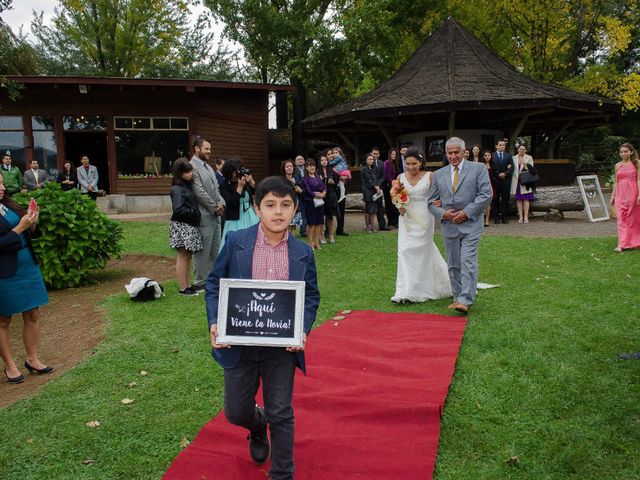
[577,175,610,223]
[217,278,305,347]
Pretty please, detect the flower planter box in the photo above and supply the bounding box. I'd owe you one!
[115,177,172,195]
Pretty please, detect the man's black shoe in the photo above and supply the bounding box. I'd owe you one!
[336,231,349,236]
[502,218,509,224]
[379,226,392,231]
[248,407,270,464]
[494,218,501,224]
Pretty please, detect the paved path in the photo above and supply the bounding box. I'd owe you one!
[111,210,617,239]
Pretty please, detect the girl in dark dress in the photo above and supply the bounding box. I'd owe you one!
[169,158,202,296]
[57,161,77,191]
[0,175,52,384]
[318,153,339,244]
[483,150,497,226]
[301,158,326,250]
[361,153,380,233]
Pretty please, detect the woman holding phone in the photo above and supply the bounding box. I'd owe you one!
[0,176,52,384]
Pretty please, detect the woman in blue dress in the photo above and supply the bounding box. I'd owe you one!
[218,159,259,251]
[0,176,52,384]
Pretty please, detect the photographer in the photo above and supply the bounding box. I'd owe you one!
[218,159,259,251]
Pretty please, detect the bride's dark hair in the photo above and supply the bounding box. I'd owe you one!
[404,147,424,169]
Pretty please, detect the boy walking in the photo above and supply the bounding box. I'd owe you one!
[206,176,320,480]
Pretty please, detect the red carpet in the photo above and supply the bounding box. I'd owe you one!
[164,310,467,480]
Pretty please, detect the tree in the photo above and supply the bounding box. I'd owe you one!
[31,0,237,80]
[442,0,640,110]
[0,0,12,14]
[204,0,335,150]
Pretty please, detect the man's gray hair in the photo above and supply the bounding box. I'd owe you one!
[446,137,465,151]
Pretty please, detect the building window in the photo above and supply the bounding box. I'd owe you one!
[63,115,107,130]
[115,131,189,176]
[32,116,57,174]
[0,116,25,169]
[114,116,189,131]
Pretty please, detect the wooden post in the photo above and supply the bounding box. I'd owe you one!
[377,123,395,149]
[509,114,530,153]
[448,111,456,138]
[547,121,572,159]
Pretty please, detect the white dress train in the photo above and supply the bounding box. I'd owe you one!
[391,172,453,303]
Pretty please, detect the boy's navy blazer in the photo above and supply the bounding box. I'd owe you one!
[205,223,320,374]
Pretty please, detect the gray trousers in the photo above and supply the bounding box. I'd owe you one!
[193,221,221,286]
[224,347,298,480]
[444,231,481,306]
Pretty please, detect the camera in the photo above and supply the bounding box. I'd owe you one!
[237,166,252,177]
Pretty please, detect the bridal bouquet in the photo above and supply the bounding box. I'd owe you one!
[390,179,409,209]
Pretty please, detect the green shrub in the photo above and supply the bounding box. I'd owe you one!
[14,183,123,289]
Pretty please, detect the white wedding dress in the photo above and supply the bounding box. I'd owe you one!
[391,172,453,303]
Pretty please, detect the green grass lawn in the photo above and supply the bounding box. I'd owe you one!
[1,223,639,479]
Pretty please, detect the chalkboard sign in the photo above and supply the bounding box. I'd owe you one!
[217,279,305,347]
[577,175,610,223]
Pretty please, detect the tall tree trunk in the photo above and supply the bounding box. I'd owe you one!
[290,75,307,154]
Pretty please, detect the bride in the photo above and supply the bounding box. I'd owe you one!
[391,148,452,303]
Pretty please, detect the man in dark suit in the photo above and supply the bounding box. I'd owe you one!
[491,139,513,223]
[371,147,390,231]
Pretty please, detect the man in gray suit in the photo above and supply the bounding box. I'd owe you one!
[190,137,225,291]
[428,137,492,314]
[23,160,49,192]
[77,155,99,199]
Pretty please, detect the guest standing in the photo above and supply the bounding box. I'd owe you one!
[318,154,339,244]
[218,159,259,251]
[293,155,307,238]
[383,148,400,228]
[301,159,326,250]
[76,155,99,199]
[361,153,379,233]
[0,175,53,384]
[611,143,640,252]
[23,160,48,192]
[0,151,23,195]
[190,137,225,292]
[482,150,497,226]
[470,145,482,162]
[492,139,513,223]
[282,159,304,233]
[511,144,536,224]
[56,161,77,191]
[169,158,202,296]
[371,147,390,231]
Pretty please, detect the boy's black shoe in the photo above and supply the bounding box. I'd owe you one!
[248,407,270,464]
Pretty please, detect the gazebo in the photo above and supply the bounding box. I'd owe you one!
[302,17,621,181]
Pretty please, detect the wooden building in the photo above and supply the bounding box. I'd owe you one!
[0,76,292,194]
[302,17,621,185]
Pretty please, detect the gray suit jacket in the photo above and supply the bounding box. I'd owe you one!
[23,169,49,191]
[428,161,493,238]
[77,165,99,192]
[190,155,225,226]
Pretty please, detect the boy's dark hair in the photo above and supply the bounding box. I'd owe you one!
[255,176,298,207]
[171,157,193,186]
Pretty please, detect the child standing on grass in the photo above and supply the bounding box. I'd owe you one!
[206,176,320,480]
[169,158,202,296]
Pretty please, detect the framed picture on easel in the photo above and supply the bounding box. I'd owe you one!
[577,175,610,223]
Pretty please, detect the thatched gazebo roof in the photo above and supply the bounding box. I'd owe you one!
[302,17,620,144]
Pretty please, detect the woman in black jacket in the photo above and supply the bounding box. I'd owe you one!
[56,161,77,191]
[218,159,259,250]
[169,158,202,296]
[361,153,380,233]
[318,153,339,243]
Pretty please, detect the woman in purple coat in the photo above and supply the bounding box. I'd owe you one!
[301,158,326,250]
